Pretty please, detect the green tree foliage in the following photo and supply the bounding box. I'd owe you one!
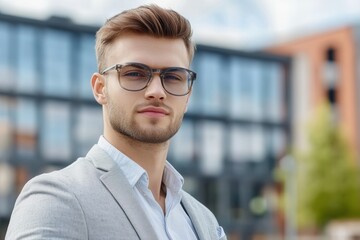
[296,104,360,229]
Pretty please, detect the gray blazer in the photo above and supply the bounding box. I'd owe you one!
[6,145,226,240]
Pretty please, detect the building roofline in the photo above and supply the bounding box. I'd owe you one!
[0,12,99,33]
[196,44,290,63]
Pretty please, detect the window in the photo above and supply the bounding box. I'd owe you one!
[250,125,266,162]
[242,60,263,120]
[230,180,242,219]
[15,99,37,158]
[0,162,16,217]
[74,106,102,156]
[0,97,13,160]
[0,22,13,90]
[230,58,264,120]
[186,57,200,113]
[230,57,249,119]
[230,124,266,162]
[193,53,224,115]
[16,25,38,93]
[78,34,97,99]
[229,58,239,118]
[199,121,224,175]
[42,29,72,96]
[263,63,283,122]
[169,120,194,165]
[203,179,218,215]
[230,125,251,162]
[40,101,71,161]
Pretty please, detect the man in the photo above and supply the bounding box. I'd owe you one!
[5,4,226,240]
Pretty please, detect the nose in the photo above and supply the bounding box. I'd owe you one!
[144,74,167,100]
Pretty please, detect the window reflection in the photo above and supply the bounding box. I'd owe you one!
[16,25,38,93]
[230,58,284,122]
[0,162,15,217]
[0,97,12,160]
[15,99,37,158]
[230,125,266,162]
[200,121,224,175]
[230,58,265,120]
[186,56,200,113]
[248,61,264,120]
[169,120,194,164]
[41,102,71,161]
[195,53,224,115]
[74,106,102,156]
[42,29,71,96]
[230,125,251,162]
[0,22,14,90]
[0,97,10,123]
[230,180,242,219]
[265,63,283,122]
[250,125,266,161]
[230,58,249,119]
[78,34,97,98]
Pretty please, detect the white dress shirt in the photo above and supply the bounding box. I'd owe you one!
[98,136,199,240]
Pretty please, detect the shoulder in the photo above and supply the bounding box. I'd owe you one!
[17,157,92,196]
[5,158,92,239]
[17,156,101,209]
[19,157,99,213]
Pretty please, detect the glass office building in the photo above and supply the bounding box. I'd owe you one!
[0,13,291,239]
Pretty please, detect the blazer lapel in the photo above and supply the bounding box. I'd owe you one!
[180,192,209,240]
[86,145,158,240]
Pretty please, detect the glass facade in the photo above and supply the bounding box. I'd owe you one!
[16,25,38,93]
[0,13,291,239]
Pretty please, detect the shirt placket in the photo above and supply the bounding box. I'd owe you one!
[137,179,174,240]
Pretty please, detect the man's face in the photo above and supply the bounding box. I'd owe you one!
[101,34,191,144]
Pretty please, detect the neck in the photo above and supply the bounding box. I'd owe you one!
[104,132,169,201]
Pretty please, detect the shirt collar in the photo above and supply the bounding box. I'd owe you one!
[98,136,146,188]
[163,161,184,194]
[97,136,184,192]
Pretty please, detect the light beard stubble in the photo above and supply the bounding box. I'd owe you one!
[108,102,184,144]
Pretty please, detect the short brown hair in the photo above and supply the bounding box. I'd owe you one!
[95,4,195,71]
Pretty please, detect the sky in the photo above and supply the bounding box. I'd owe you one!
[0,0,360,49]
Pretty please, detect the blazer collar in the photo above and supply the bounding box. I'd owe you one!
[180,191,210,240]
[86,145,158,240]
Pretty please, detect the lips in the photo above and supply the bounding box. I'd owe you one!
[137,106,170,116]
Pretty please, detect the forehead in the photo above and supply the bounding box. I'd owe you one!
[105,34,190,68]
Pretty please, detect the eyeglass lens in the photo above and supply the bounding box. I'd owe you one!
[118,64,193,96]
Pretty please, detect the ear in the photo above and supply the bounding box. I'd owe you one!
[91,73,107,105]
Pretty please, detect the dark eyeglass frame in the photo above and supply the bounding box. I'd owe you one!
[100,62,197,96]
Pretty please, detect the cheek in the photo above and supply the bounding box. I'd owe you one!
[175,100,189,116]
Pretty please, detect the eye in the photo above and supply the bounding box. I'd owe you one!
[123,71,147,78]
[163,73,182,81]
[120,65,149,80]
[163,70,187,83]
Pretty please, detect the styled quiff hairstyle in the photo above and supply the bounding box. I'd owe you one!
[95,4,195,72]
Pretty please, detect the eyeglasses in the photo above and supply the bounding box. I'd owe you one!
[101,62,197,96]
